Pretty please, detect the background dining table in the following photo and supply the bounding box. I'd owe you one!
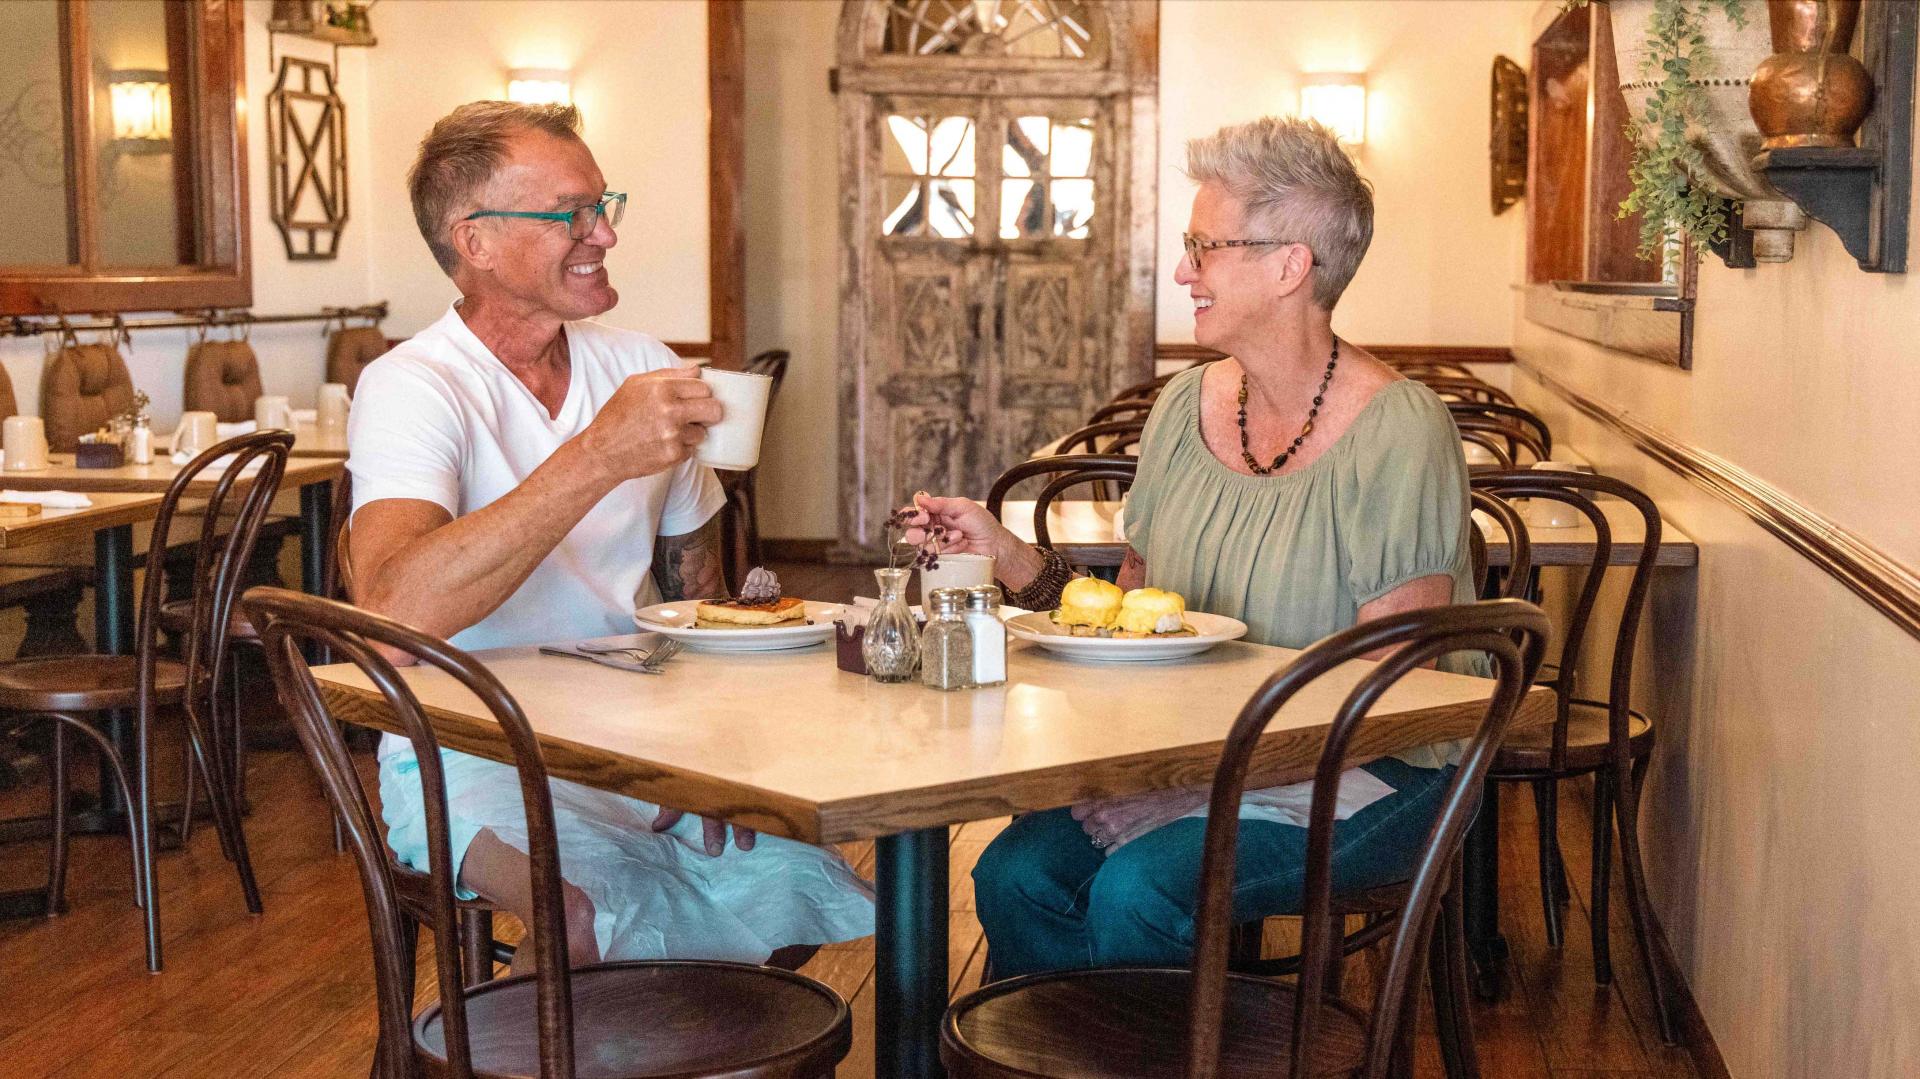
[313,629,1552,1078]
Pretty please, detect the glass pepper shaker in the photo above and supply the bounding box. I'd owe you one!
[963,585,1006,687]
[919,587,974,691]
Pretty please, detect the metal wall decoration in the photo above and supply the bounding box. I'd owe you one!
[1490,55,1528,215]
[266,57,348,260]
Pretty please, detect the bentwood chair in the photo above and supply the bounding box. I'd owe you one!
[1385,360,1476,380]
[1111,370,1182,404]
[1470,470,1678,1044]
[1052,418,1145,457]
[1447,402,1553,460]
[1458,430,1515,471]
[0,432,287,970]
[1469,489,1534,600]
[247,587,851,1079]
[1412,377,1515,407]
[322,483,510,982]
[941,600,1550,1078]
[1453,415,1547,466]
[1085,398,1157,426]
[986,454,1136,561]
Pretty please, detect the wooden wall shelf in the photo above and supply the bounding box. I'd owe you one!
[1753,0,1913,273]
[1523,281,1694,369]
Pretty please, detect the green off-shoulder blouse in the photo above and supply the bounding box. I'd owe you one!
[1123,364,1484,771]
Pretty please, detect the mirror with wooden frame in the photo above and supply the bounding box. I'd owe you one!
[0,0,249,316]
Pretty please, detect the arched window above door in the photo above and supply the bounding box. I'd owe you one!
[869,0,1107,63]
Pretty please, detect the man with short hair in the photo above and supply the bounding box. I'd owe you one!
[347,101,871,969]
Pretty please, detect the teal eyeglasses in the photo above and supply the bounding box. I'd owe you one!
[465,191,627,240]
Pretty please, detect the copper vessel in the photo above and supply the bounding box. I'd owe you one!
[1750,0,1873,149]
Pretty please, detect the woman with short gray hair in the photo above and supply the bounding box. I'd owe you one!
[906,116,1480,976]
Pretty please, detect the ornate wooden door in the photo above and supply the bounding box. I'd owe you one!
[836,1,1157,552]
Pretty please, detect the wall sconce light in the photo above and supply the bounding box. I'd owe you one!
[109,69,172,148]
[506,68,573,106]
[1298,72,1367,146]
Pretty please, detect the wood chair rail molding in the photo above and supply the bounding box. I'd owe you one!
[1515,356,1920,642]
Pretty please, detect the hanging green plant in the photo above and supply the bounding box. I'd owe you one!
[1570,0,1748,267]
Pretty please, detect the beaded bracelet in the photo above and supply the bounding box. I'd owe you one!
[1003,546,1076,611]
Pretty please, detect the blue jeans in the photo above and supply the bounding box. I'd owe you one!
[972,758,1455,978]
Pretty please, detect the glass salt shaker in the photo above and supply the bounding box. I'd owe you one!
[919,587,974,691]
[963,585,1006,687]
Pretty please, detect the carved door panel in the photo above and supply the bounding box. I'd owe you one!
[837,1,1156,553]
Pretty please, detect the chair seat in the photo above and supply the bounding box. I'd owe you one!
[412,960,850,1079]
[1495,698,1653,773]
[941,968,1366,1078]
[0,655,187,712]
[156,599,258,641]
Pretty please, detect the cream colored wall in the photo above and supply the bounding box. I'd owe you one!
[1156,0,1531,349]
[1508,40,1920,1073]
[743,0,843,540]
[749,0,1532,539]
[362,0,710,341]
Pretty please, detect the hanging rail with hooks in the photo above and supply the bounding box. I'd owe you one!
[4,302,388,340]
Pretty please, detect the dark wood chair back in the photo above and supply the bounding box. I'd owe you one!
[1086,398,1156,425]
[1413,375,1515,406]
[1387,360,1476,379]
[244,588,576,1079]
[1054,418,1144,456]
[1447,401,1553,458]
[1471,470,1661,774]
[1453,414,1548,464]
[1188,599,1550,1077]
[744,348,791,402]
[1111,369,1184,404]
[156,431,294,718]
[1459,429,1515,470]
[985,454,1136,552]
[1469,489,1533,597]
[324,471,354,602]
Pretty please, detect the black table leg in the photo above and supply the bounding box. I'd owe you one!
[299,480,332,597]
[1463,777,1508,999]
[876,827,950,1079]
[94,525,135,818]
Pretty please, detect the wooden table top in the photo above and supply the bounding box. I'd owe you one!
[0,453,343,495]
[289,423,349,459]
[998,498,1697,569]
[315,637,1550,845]
[0,492,168,550]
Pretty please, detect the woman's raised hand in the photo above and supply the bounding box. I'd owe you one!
[897,492,1012,558]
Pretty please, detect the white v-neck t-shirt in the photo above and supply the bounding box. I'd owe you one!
[347,304,725,710]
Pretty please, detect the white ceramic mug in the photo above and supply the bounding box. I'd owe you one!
[317,383,350,429]
[175,411,219,457]
[254,394,292,430]
[919,552,995,605]
[694,368,773,471]
[1525,460,1598,529]
[2,415,49,471]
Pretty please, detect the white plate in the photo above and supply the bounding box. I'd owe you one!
[1005,610,1249,662]
[633,599,842,652]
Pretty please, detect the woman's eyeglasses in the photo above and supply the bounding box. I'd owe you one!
[465,191,628,241]
[1181,232,1307,271]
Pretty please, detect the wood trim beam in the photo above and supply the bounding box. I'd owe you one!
[1156,343,1516,365]
[707,0,746,371]
[1514,357,1920,642]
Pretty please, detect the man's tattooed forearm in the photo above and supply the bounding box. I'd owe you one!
[653,515,727,601]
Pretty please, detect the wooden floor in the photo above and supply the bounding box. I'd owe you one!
[0,561,1697,1077]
